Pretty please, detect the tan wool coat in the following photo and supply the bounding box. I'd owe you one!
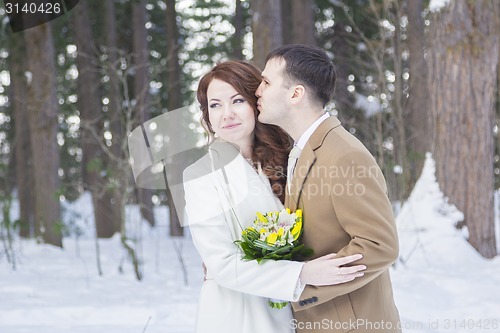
[286,116,402,333]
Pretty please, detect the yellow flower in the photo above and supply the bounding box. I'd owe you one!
[256,212,267,223]
[266,233,278,245]
[286,208,291,214]
[243,227,255,235]
[277,227,284,237]
[295,209,302,218]
[291,221,302,240]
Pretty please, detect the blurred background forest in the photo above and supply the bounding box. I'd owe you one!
[0,0,498,275]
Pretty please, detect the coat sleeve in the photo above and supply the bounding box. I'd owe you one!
[184,166,305,301]
[292,149,399,311]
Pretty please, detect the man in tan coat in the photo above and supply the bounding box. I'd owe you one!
[256,44,401,332]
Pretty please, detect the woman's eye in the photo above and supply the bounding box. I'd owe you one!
[233,98,246,104]
[209,103,220,108]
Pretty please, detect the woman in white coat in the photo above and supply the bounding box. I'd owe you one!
[183,61,366,333]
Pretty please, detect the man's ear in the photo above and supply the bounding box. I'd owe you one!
[290,85,306,105]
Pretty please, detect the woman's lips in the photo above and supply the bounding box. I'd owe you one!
[223,123,241,129]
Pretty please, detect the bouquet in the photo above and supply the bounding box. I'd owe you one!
[234,208,314,309]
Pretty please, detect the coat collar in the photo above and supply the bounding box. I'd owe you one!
[285,116,342,210]
[307,115,341,151]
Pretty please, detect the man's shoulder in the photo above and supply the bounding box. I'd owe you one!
[310,122,381,170]
[310,116,366,153]
[322,123,370,154]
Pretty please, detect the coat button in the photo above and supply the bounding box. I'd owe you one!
[312,297,318,302]
[299,301,306,306]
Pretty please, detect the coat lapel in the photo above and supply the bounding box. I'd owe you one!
[289,145,316,210]
[287,116,342,210]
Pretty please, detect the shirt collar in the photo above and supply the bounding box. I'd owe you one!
[295,112,330,150]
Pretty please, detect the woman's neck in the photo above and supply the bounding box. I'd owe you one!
[235,135,254,160]
[240,143,253,160]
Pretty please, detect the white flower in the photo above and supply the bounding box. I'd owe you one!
[277,209,297,227]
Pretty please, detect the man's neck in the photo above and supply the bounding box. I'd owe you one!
[288,111,324,142]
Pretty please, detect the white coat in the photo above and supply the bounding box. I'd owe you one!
[183,141,304,333]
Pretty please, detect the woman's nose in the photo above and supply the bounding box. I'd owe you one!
[222,105,235,119]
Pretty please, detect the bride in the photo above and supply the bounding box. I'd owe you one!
[183,60,365,333]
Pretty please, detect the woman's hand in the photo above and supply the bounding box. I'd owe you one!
[299,253,366,286]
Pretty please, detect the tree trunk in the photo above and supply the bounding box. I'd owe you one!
[104,0,125,236]
[281,0,293,45]
[165,0,184,236]
[74,0,98,188]
[390,1,408,202]
[406,0,431,190]
[10,31,34,238]
[133,0,155,227]
[429,0,498,258]
[74,1,119,238]
[251,0,283,68]
[331,23,354,125]
[291,0,315,45]
[24,23,62,247]
[498,2,500,191]
[231,0,244,59]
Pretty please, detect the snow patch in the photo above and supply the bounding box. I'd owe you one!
[429,0,450,13]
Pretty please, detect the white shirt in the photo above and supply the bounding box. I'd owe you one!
[288,112,330,181]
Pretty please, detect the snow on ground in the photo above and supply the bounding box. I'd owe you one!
[392,154,500,332]
[1,154,499,333]
[1,204,203,333]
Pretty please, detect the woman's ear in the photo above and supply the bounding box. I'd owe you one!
[290,85,305,105]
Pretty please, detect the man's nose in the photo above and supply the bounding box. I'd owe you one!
[255,83,262,97]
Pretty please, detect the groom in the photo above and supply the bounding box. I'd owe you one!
[256,44,401,332]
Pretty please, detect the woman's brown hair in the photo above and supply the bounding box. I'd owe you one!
[197,60,291,203]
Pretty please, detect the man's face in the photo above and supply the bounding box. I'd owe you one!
[255,58,291,126]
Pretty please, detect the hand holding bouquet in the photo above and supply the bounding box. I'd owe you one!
[234,208,314,309]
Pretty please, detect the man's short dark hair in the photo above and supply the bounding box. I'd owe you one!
[266,44,336,107]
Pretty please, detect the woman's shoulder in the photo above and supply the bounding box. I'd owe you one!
[183,140,241,181]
